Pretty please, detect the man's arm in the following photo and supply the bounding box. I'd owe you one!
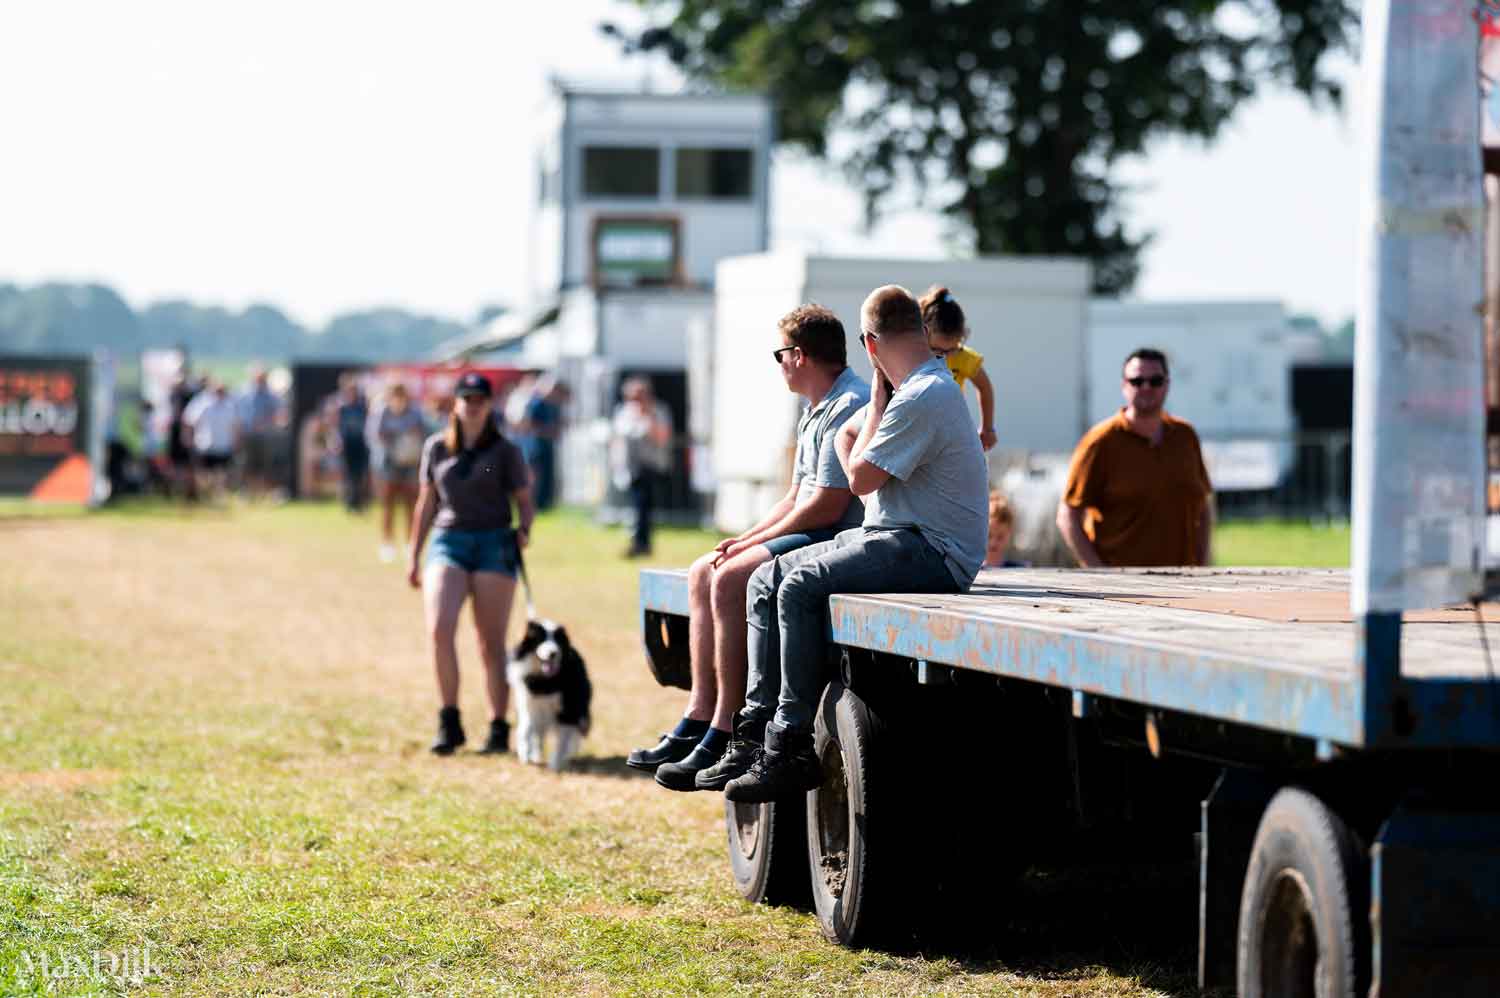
[1055,501,1105,568]
[844,377,894,496]
[1197,494,1215,567]
[721,486,852,560]
[714,484,798,563]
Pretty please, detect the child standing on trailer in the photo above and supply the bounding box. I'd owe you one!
[919,285,997,451]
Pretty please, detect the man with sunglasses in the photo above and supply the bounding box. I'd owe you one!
[714,285,989,802]
[1056,348,1214,568]
[630,304,869,790]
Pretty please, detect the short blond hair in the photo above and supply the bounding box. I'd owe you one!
[988,490,1014,528]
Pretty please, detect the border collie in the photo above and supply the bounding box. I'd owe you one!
[507,618,592,771]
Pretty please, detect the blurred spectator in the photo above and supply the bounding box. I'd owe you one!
[367,382,427,562]
[520,375,570,510]
[237,366,283,499]
[182,380,240,499]
[167,373,200,499]
[502,373,537,436]
[1055,348,1214,567]
[983,490,1026,568]
[335,375,370,512]
[610,376,673,558]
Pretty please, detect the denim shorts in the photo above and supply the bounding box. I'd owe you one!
[762,527,839,557]
[426,527,519,576]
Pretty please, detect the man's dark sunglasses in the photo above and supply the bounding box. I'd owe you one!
[1126,375,1167,388]
[858,330,878,348]
[772,346,798,363]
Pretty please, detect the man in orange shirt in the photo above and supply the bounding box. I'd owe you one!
[1055,348,1214,567]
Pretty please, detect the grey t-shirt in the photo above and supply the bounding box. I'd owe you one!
[856,358,989,587]
[792,367,870,530]
[420,432,530,532]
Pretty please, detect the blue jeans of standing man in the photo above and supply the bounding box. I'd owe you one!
[628,471,655,553]
[743,527,960,734]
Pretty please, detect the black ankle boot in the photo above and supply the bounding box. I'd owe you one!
[430,706,466,755]
[477,718,510,755]
[654,737,727,792]
[723,723,821,803]
[694,714,768,791]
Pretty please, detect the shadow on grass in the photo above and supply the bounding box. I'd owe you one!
[567,754,657,781]
[867,856,1215,998]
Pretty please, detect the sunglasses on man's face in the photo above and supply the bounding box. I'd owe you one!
[1126,375,1167,388]
[771,345,798,364]
[858,330,879,349]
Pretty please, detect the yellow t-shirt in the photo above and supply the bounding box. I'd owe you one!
[946,344,984,388]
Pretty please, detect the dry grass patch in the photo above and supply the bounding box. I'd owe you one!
[0,501,1197,997]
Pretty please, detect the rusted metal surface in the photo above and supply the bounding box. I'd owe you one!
[640,566,1500,747]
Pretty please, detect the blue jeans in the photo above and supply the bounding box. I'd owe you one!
[743,527,960,734]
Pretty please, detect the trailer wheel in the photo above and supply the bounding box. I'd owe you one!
[1237,787,1369,998]
[724,795,809,907]
[807,681,896,946]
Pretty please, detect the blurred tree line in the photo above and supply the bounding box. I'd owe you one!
[0,282,494,362]
[610,0,1355,293]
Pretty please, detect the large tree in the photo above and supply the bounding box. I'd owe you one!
[606,0,1354,292]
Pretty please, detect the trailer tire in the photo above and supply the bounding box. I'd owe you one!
[725,796,810,907]
[807,681,899,947]
[1237,787,1369,998]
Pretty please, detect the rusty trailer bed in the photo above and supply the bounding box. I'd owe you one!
[640,566,1500,751]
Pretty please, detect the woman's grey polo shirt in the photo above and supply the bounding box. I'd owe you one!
[791,366,870,530]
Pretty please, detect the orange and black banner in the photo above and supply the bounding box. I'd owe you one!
[0,355,93,502]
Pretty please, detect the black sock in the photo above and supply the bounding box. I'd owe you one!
[699,727,730,754]
[671,717,710,740]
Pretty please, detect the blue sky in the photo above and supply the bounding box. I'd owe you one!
[0,1,1358,328]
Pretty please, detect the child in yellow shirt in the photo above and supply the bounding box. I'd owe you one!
[919,285,997,450]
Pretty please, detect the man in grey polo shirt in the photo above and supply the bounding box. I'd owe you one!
[717,285,989,802]
[629,304,870,792]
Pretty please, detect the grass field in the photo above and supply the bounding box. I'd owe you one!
[0,503,1342,996]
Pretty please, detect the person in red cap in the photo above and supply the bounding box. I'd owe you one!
[408,372,534,755]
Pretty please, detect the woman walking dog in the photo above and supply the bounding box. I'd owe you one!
[408,372,534,756]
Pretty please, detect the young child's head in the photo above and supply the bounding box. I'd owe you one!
[985,490,1014,567]
[919,285,968,357]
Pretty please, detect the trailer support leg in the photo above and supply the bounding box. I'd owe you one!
[1198,769,1277,992]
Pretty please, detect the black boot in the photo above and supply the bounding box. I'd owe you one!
[626,730,700,772]
[723,723,821,803]
[430,706,466,755]
[694,714,767,791]
[477,718,510,755]
[654,737,728,792]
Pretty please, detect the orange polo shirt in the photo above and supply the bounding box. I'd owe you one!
[1062,410,1213,567]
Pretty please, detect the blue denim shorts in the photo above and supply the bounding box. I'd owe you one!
[426,527,519,576]
[762,527,839,557]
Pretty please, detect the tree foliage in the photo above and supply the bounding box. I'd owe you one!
[607,0,1355,292]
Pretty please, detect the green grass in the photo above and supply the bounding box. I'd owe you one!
[1214,519,1350,568]
[0,501,1336,995]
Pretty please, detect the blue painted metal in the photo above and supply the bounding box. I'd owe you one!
[828,594,1363,744]
[640,568,1500,749]
[640,569,690,617]
[1371,797,1500,996]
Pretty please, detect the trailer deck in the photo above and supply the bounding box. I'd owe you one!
[640,566,1500,751]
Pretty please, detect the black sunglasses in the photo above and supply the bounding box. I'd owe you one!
[772,345,798,363]
[858,330,879,348]
[1126,375,1167,388]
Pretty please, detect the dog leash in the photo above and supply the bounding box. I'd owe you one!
[515,528,537,620]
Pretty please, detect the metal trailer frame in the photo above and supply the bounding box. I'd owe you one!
[635,0,1500,988]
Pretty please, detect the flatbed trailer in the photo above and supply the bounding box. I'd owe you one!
[634,0,1500,991]
[639,566,1500,995]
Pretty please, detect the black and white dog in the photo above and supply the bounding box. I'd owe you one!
[507,618,592,771]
